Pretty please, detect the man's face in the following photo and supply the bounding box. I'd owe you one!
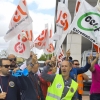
[73,61,80,68]
[31,63,39,73]
[8,54,16,68]
[61,61,72,77]
[0,60,11,75]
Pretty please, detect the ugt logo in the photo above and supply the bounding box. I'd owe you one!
[77,12,100,32]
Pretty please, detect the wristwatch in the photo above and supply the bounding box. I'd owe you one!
[30,63,34,67]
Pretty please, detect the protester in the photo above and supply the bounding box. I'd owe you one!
[21,57,44,100]
[7,54,22,100]
[39,61,57,99]
[59,50,92,99]
[59,50,91,81]
[72,60,89,100]
[7,54,18,69]
[0,58,28,100]
[20,51,37,70]
[41,60,78,100]
[89,53,100,100]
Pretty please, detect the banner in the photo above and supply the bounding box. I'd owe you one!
[4,0,32,42]
[74,0,83,16]
[43,25,54,54]
[69,0,100,46]
[55,2,71,55]
[33,24,49,50]
[93,0,100,52]
[57,47,65,63]
[60,0,68,7]
[56,2,71,35]
[95,0,100,12]
[22,24,33,44]
[7,32,30,59]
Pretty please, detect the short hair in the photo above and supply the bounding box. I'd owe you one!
[26,57,32,66]
[72,60,79,64]
[69,56,73,61]
[0,58,9,66]
[62,60,72,67]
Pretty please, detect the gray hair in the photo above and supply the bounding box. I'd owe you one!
[26,57,32,66]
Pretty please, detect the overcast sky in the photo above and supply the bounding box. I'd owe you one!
[0,0,56,58]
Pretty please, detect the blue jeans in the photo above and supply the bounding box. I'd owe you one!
[78,93,82,100]
[90,93,100,100]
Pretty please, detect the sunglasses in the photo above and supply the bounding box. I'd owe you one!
[2,65,11,68]
[9,58,16,62]
[74,64,80,65]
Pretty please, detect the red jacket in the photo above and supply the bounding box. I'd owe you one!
[39,72,52,98]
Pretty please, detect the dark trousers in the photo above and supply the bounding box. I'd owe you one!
[90,93,100,100]
[78,93,82,100]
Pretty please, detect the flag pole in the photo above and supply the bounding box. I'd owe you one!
[69,31,73,51]
[91,43,93,54]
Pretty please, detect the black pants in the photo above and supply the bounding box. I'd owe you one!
[90,93,100,100]
[78,93,82,100]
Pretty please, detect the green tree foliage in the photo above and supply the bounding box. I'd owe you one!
[38,53,53,61]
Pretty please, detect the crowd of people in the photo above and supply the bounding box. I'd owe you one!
[0,50,99,100]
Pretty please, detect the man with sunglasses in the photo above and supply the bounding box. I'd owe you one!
[7,54,17,69]
[7,54,21,100]
[0,58,28,100]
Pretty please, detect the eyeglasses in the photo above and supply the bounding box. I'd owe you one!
[2,65,11,68]
[74,64,80,66]
[9,58,16,62]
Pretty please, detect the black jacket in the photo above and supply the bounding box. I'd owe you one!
[21,72,44,100]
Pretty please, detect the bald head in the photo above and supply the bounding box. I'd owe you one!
[8,54,16,59]
[7,54,16,68]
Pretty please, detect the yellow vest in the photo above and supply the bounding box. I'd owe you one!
[46,74,78,100]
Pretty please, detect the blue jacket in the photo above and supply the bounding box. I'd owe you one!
[70,63,91,81]
[59,62,91,81]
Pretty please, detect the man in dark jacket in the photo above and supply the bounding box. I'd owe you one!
[21,57,44,100]
[0,58,27,100]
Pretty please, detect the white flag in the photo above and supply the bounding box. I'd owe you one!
[60,0,68,7]
[7,32,30,59]
[44,25,54,54]
[74,0,83,16]
[33,24,49,50]
[22,24,33,44]
[69,0,100,45]
[95,0,100,12]
[53,1,70,41]
[55,2,71,55]
[4,0,32,42]
[56,2,71,34]
[57,47,65,63]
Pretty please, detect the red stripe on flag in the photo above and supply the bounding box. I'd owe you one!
[76,1,81,13]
